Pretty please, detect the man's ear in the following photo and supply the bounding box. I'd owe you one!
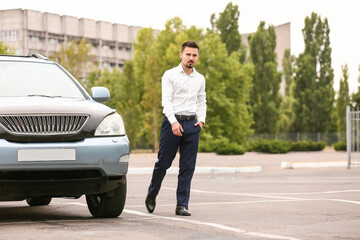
[179,52,182,59]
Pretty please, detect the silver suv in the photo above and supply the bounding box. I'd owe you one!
[0,54,130,218]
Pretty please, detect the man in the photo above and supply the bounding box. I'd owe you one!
[145,41,206,216]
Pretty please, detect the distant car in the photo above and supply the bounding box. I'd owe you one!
[0,54,130,218]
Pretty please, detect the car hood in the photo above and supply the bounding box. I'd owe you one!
[0,97,115,142]
[0,97,109,113]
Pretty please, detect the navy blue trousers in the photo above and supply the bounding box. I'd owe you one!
[148,116,201,207]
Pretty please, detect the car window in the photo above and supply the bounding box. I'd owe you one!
[0,61,86,99]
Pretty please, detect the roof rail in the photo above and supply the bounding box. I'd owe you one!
[28,53,48,60]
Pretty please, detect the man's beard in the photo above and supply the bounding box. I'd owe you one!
[184,61,194,69]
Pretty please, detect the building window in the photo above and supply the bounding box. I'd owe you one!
[1,29,19,42]
[28,36,37,42]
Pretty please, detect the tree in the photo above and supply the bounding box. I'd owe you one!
[351,65,360,109]
[278,49,295,133]
[196,33,253,145]
[136,19,204,151]
[88,16,254,151]
[120,61,145,150]
[0,41,15,54]
[248,21,282,134]
[282,49,294,97]
[292,13,335,133]
[87,69,122,109]
[336,64,350,138]
[210,2,246,61]
[141,45,162,151]
[133,27,162,151]
[53,38,94,88]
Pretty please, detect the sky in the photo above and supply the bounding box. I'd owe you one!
[1,0,359,93]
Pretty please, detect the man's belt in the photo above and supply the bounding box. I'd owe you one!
[175,114,196,121]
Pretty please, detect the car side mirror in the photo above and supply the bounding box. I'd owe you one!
[91,87,110,103]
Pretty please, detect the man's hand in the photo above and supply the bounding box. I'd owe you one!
[172,122,184,136]
[194,121,204,129]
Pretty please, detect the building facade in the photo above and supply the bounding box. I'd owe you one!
[0,9,141,69]
[0,9,290,74]
[241,22,291,71]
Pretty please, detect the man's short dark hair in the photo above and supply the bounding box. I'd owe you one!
[181,41,199,53]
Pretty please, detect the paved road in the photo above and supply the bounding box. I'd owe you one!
[0,150,359,240]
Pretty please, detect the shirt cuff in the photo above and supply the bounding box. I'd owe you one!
[197,117,205,125]
[167,114,178,124]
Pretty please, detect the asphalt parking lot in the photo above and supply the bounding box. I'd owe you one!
[0,150,359,240]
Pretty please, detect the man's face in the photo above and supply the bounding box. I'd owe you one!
[180,47,199,69]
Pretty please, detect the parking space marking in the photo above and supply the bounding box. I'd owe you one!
[319,198,360,205]
[179,188,360,204]
[258,190,360,196]
[125,199,304,208]
[161,187,360,206]
[125,197,360,209]
[58,202,301,240]
[123,209,301,240]
[163,187,305,200]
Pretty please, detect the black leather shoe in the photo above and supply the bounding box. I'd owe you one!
[145,195,156,213]
[175,206,191,216]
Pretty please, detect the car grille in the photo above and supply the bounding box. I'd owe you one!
[0,115,89,135]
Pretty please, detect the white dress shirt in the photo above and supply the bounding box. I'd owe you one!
[162,64,207,124]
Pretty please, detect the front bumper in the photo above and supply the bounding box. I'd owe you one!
[0,136,130,199]
[0,136,130,176]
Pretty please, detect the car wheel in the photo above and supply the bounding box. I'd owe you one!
[86,176,126,218]
[26,197,52,206]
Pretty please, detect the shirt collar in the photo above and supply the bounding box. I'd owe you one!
[177,63,197,76]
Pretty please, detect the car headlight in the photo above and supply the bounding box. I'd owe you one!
[95,113,126,136]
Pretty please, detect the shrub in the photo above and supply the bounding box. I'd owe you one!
[248,140,291,154]
[333,141,346,151]
[248,140,326,153]
[198,138,245,155]
[290,141,326,151]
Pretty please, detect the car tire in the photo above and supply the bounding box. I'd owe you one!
[26,197,52,206]
[86,176,126,218]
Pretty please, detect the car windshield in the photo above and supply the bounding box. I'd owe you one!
[0,61,86,99]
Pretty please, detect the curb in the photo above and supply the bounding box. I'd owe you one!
[281,161,347,169]
[128,166,262,175]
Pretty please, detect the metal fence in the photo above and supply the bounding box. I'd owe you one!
[248,132,342,145]
[346,106,360,168]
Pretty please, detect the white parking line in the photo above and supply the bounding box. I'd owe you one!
[125,199,304,208]
[58,202,301,240]
[163,187,306,200]
[181,188,360,205]
[128,166,262,174]
[156,187,360,209]
[259,190,360,195]
[123,209,301,240]
[321,198,360,205]
[3,188,358,239]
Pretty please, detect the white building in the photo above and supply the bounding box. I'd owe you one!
[0,9,141,69]
[0,9,290,74]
